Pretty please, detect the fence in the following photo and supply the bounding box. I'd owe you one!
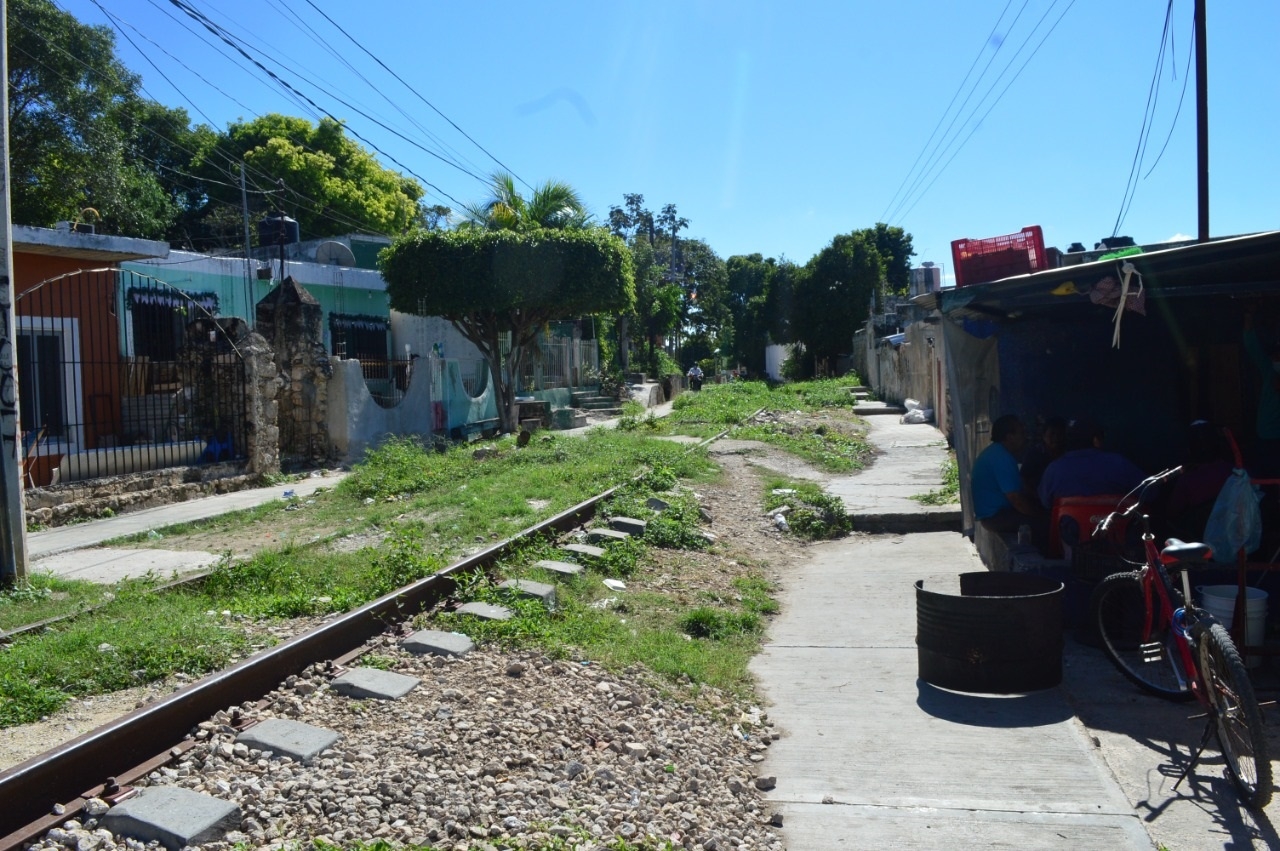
[355,358,414,408]
[15,269,249,486]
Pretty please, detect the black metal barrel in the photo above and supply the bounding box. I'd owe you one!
[916,572,1064,693]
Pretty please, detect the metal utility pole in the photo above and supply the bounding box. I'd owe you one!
[0,0,29,586]
[1195,0,1209,242]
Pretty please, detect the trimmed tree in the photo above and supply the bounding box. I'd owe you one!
[381,227,635,433]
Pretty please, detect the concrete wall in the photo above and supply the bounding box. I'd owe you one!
[764,344,791,381]
[327,357,434,462]
[856,320,949,437]
[390,312,483,361]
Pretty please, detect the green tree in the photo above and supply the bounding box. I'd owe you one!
[870,223,915,298]
[7,0,187,236]
[383,176,633,433]
[726,253,798,374]
[190,114,426,242]
[463,172,590,231]
[792,230,885,376]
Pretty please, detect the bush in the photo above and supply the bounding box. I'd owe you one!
[678,606,761,639]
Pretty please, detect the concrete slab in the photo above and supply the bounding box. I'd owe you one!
[455,601,512,621]
[751,533,1150,850]
[331,667,420,700]
[645,497,670,512]
[586,528,630,544]
[533,559,584,577]
[236,718,340,764]
[562,543,605,561]
[30,548,222,584]
[401,629,474,657]
[498,578,557,608]
[101,785,240,851]
[609,517,648,536]
[828,417,956,527]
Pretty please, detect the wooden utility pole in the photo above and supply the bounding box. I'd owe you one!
[0,0,29,586]
[1195,0,1209,242]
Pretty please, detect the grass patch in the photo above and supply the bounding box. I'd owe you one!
[0,430,722,728]
[912,451,959,505]
[660,379,874,472]
[3,380,867,726]
[0,573,109,632]
[764,478,852,539]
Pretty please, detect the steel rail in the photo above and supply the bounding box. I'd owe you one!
[0,485,617,846]
[0,401,750,846]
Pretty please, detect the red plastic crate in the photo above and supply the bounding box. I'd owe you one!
[950,226,1046,287]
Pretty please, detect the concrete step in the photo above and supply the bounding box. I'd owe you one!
[587,528,630,545]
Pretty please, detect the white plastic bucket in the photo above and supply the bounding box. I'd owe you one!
[1198,585,1268,668]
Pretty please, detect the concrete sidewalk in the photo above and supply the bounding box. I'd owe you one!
[752,417,1279,850]
[25,471,347,582]
[828,415,961,533]
[24,400,666,583]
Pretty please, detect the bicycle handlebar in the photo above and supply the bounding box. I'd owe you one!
[1094,466,1182,537]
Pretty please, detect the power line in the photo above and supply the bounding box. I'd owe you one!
[177,0,489,184]
[889,0,1055,225]
[895,0,1077,225]
[263,0,493,183]
[880,0,1021,223]
[165,0,469,207]
[9,24,390,240]
[89,0,258,118]
[299,0,530,191]
[1111,0,1176,237]
[1141,8,1195,181]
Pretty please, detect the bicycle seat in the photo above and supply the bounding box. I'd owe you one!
[1160,537,1214,566]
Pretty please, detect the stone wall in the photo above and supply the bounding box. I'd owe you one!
[257,277,332,465]
[25,463,256,528]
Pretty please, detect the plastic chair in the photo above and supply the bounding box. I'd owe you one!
[1049,494,1125,558]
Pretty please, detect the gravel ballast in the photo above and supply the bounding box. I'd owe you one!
[29,644,784,851]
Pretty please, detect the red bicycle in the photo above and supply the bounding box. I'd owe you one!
[1089,468,1273,809]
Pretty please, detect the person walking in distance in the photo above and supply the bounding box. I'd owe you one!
[687,363,704,392]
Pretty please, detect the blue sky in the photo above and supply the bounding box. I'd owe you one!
[60,0,1280,278]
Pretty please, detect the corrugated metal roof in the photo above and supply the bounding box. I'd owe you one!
[933,231,1280,319]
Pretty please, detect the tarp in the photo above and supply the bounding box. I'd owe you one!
[942,316,1002,535]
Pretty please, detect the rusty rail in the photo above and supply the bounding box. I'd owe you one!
[0,487,615,846]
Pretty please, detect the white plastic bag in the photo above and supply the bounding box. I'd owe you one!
[901,407,934,424]
[1204,468,1262,563]
[904,398,921,411]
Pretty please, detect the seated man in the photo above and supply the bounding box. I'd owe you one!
[971,415,1045,542]
[1020,416,1066,496]
[1038,418,1145,508]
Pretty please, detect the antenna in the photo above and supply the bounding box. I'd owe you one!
[315,241,356,267]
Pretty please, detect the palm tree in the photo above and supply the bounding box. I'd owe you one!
[463,172,591,231]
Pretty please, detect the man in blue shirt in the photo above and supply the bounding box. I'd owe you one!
[972,415,1045,543]
[1038,419,1145,508]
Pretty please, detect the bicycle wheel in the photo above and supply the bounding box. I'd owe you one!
[1090,571,1193,701]
[1197,621,1273,809]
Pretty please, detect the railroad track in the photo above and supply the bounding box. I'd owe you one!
[0,423,755,850]
[0,486,618,849]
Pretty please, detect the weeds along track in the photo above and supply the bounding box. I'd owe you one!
[0,485,621,848]
[0,426,757,849]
